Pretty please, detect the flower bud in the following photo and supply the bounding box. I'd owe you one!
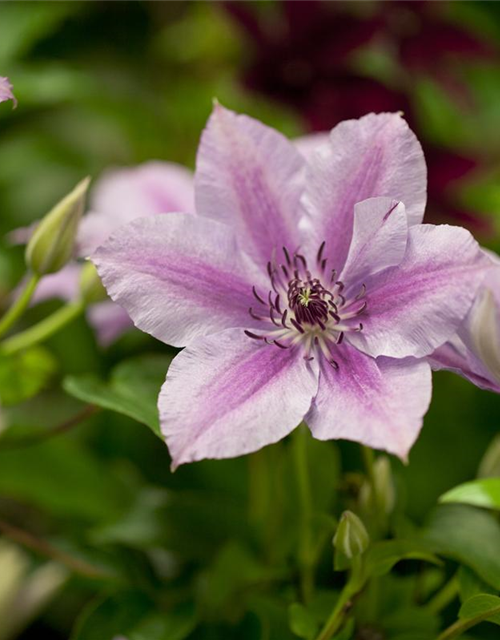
[333,511,369,559]
[359,455,395,516]
[79,261,107,305]
[478,434,500,478]
[26,177,90,276]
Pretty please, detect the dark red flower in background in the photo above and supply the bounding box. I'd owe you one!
[224,0,497,236]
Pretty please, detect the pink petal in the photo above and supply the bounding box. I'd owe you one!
[350,224,491,359]
[302,112,426,270]
[294,132,329,161]
[92,213,265,348]
[87,301,134,347]
[341,197,408,288]
[0,76,16,106]
[429,338,500,393]
[195,103,305,267]
[160,328,318,468]
[306,344,432,461]
[78,161,194,255]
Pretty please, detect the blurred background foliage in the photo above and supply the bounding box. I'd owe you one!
[0,2,500,639]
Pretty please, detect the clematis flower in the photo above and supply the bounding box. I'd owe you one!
[20,162,195,345]
[93,106,491,467]
[0,76,16,106]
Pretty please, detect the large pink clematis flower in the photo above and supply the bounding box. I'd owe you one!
[0,76,16,106]
[93,105,491,467]
[28,162,195,345]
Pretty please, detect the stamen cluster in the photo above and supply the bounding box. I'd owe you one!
[245,243,367,368]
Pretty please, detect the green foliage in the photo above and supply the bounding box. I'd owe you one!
[71,591,196,640]
[459,594,500,627]
[1,2,500,639]
[440,478,500,511]
[64,353,174,438]
[422,505,500,590]
[0,345,57,405]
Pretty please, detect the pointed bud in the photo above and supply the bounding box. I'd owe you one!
[26,178,90,276]
[333,511,369,559]
[478,434,500,478]
[79,261,107,305]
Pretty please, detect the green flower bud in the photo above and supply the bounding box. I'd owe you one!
[26,177,90,276]
[360,455,395,516]
[79,261,107,305]
[333,511,369,559]
[478,434,500,478]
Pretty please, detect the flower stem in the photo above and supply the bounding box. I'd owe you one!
[315,556,363,640]
[436,602,500,640]
[426,575,459,615]
[0,405,98,450]
[0,273,40,339]
[293,423,314,603]
[0,299,85,355]
[0,517,111,580]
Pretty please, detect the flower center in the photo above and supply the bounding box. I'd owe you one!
[245,244,367,368]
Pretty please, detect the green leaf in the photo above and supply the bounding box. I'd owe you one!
[422,505,500,590]
[440,478,500,511]
[0,3,80,63]
[459,594,500,627]
[0,345,57,405]
[200,542,286,618]
[0,437,130,523]
[71,591,152,640]
[63,353,173,437]
[128,606,197,640]
[366,539,442,578]
[288,602,317,639]
[458,566,498,602]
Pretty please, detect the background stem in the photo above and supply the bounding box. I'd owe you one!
[0,300,84,355]
[0,273,40,339]
[293,424,314,603]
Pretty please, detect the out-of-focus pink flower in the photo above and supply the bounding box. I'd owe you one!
[25,162,195,346]
[93,105,490,467]
[0,76,16,106]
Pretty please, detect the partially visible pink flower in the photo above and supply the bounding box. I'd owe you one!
[0,76,16,106]
[93,105,491,467]
[26,162,195,345]
[429,259,500,393]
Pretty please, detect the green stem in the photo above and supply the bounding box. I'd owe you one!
[436,604,500,640]
[427,575,459,615]
[293,424,314,603]
[0,300,85,355]
[0,273,40,338]
[315,556,363,640]
[0,405,98,450]
[0,517,110,580]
